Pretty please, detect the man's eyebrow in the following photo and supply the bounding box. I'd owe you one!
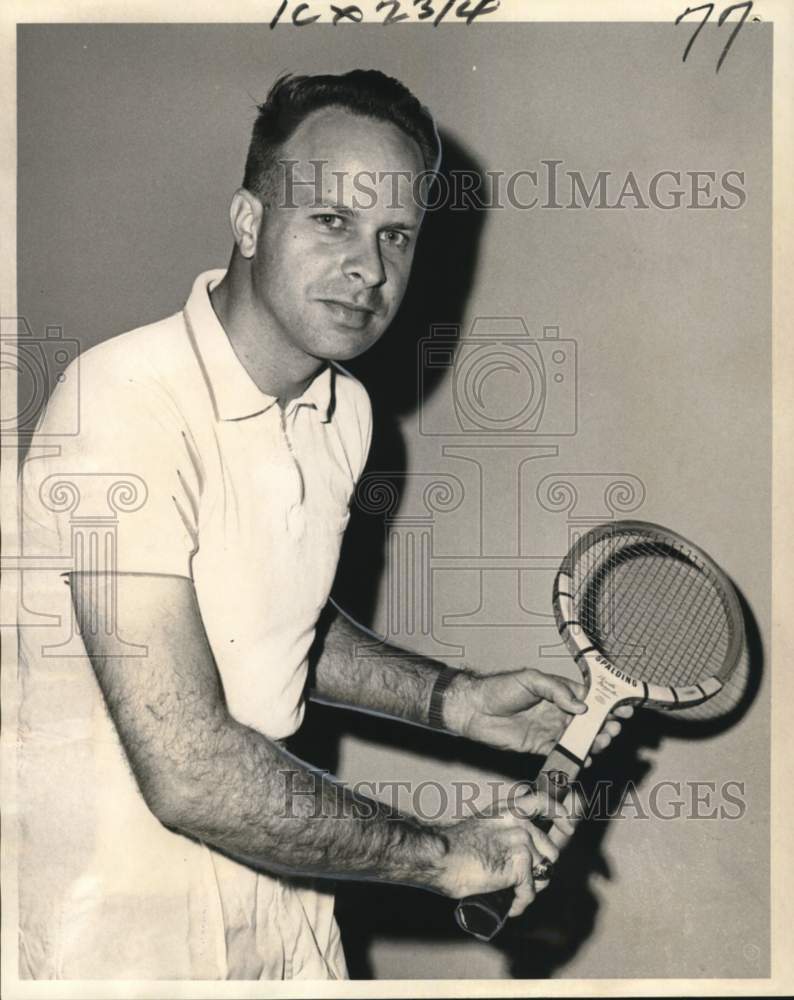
[310,200,420,230]
[312,200,358,216]
[381,220,419,231]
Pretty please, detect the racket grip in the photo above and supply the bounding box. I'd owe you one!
[455,752,580,940]
[454,887,515,942]
[455,815,555,942]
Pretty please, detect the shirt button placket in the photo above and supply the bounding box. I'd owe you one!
[279,406,306,540]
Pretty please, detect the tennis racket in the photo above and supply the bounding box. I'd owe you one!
[454,519,744,942]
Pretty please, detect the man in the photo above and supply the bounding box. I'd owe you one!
[17,70,629,980]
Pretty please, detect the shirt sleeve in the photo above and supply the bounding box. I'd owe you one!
[20,364,200,579]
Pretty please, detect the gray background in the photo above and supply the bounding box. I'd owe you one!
[18,22,771,980]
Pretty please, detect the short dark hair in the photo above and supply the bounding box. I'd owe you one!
[242,70,440,201]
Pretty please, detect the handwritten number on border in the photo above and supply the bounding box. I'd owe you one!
[271,0,500,27]
[331,4,364,22]
[676,1,754,72]
[376,0,409,22]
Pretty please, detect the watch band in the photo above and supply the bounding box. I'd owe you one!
[428,666,459,730]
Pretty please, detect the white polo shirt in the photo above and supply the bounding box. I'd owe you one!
[17,269,372,979]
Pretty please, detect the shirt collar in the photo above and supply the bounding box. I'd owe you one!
[183,268,334,423]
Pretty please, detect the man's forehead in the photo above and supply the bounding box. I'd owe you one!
[275,107,426,214]
[285,106,423,167]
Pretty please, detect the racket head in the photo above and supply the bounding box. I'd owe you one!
[553,520,744,711]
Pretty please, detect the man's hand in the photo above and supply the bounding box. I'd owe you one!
[313,608,631,762]
[443,667,634,762]
[432,788,577,917]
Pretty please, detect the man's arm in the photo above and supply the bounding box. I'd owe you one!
[311,600,632,757]
[308,599,462,728]
[74,573,570,911]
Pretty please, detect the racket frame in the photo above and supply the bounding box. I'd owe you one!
[556,520,742,694]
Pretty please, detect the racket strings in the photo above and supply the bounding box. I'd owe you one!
[597,540,687,659]
[664,562,730,676]
[576,535,676,637]
[595,541,729,685]
[580,540,692,683]
[636,563,728,684]
[591,539,729,685]
[570,530,732,687]
[617,544,725,683]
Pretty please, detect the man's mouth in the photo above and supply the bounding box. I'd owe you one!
[319,299,378,330]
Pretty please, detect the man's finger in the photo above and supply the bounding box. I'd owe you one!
[508,881,534,917]
[592,732,613,753]
[507,840,535,917]
[510,789,576,828]
[549,811,577,838]
[591,716,626,754]
[611,703,634,719]
[509,789,562,823]
[523,669,586,714]
[527,824,560,867]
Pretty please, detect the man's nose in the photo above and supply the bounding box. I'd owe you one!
[342,236,386,289]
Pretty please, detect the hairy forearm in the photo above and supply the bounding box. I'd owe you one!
[309,601,472,728]
[148,706,447,889]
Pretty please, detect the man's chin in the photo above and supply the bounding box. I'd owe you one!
[309,329,386,363]
[317,344,374,365]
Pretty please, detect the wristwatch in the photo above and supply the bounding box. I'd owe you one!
[427,666,459,730]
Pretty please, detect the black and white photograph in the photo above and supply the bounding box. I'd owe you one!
[1,1,791,995]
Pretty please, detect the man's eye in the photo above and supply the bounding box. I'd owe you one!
[380,230,409,249]
[313,214,345,230]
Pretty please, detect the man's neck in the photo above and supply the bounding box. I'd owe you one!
[209,266,324,405]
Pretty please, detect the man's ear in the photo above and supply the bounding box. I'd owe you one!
[229,188,264,259]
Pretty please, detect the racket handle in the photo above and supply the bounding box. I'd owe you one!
[455,748,582,941]
[454,814,558,941]
[454,887,515,942]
